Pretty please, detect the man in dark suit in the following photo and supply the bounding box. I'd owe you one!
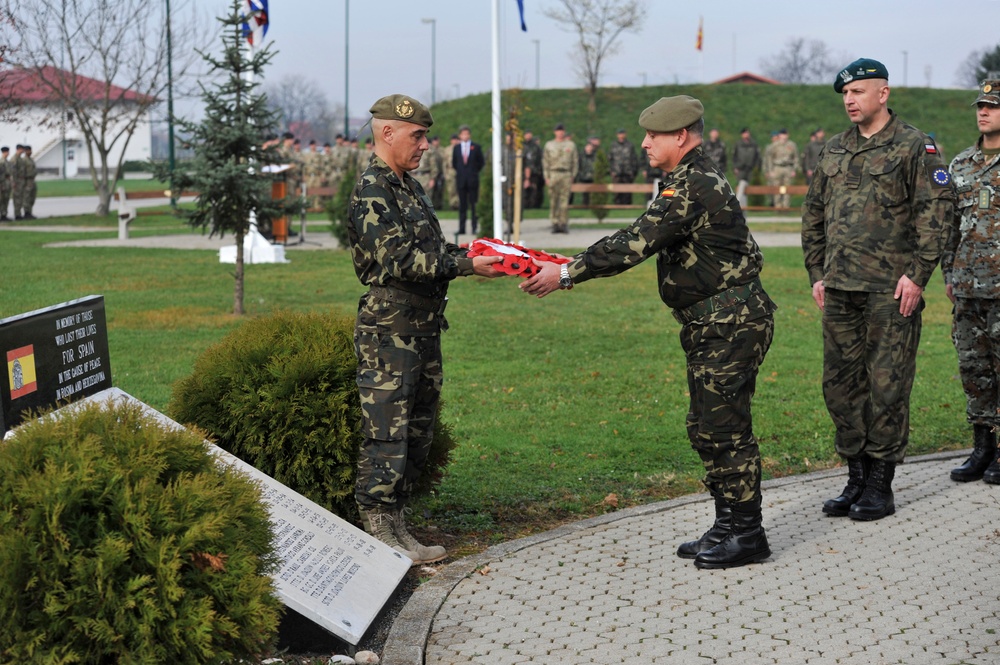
[452,124,485,234]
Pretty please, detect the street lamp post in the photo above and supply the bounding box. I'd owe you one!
[422,18,436,105]
[452,83,460,99]
[165,0,176,206]
[532,39,540,89]
[638,71,647,86]
[344,0,350,136]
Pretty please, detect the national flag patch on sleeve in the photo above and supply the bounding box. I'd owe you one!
[925,143,938,154]
[660,189,676,198]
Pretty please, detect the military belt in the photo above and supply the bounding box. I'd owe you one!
[368,285,448,315]
[672,278,762,325]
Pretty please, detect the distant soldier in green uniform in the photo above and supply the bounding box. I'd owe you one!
[11,144,25,220]
[763,128,799,208]
[608,128,638,205]
[522,129,543,209]
[429,136,445,210]
[0,146,11,221]
[21,146,36,219]
[348,94,501,564]
[441,134,459,211]
[412,136,441,197]
[703,128,727,173]
[576,139,598,205]
[802,127,826,185]
[732,128,761,209]
[522,95,777,570]
[802,58,954,521]
[942,78,1000,484]
[543,123,578,233]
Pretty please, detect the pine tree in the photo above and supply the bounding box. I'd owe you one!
[166,0,296,315]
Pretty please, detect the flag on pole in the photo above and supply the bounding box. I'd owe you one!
[242,0,269,46]
[696,17,703,51]
[517,0,527,31]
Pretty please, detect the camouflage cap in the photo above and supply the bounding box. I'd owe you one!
[638,95,704,133]
[834,58,889,93]
[368,94,434,128]
[973,79,1000,106]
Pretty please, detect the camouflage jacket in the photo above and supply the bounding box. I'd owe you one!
[763,140,799,172]
[522,138,542,172]
[802,111,955,291]
[942,139,1000,298]
[543,139,578,181]
[608,139,638,179]
[577,149,597,182]
[348,154,474,333]
[732,139,760,177]
[565,145,768,314]
[703,139,727,172]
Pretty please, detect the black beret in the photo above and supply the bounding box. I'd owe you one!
[834,58,889,93]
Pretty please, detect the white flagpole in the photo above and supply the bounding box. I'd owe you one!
[491,0,503,239]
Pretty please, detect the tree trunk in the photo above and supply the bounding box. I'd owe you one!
[95,182,112,217]
[587,85,597,114]
[234,226,245,315]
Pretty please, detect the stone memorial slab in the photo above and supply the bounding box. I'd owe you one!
[73,388,412,645]
[1,295,112,436]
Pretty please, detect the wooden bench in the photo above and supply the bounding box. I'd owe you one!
[568,183,654,210]
[743,184,809,212]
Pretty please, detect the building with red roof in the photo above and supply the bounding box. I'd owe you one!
[0,66,155,177]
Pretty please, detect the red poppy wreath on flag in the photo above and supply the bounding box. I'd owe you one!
[466,238,569,277]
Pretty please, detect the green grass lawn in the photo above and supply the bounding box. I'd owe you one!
[36,178,168,198]
[0,220,969,553]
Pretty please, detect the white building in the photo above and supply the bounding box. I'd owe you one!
[0,66,155,178]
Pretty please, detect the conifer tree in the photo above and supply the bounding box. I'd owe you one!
[166,0,296,315]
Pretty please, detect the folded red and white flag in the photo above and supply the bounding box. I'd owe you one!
[466,238,569,277]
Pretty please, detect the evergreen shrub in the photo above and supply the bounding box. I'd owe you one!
[0,399,281,664]
[168,311,457,522]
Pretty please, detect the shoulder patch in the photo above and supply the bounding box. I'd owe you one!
[931,167,951,186]
[925,143,938,154]
[660,188,676,198]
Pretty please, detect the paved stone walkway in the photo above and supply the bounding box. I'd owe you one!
[383,452,1000,665]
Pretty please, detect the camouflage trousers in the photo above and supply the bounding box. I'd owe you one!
[680,311,773,504]
[767,166,795,208]
[822,289,923,463]
[952,297,1000,427]
[0,183,9,217]
[354,329,442,510]
[548,173,573,231]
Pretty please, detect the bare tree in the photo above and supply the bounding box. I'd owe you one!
[761,38,842,85]
[955,45,1000,87]
[264,74,341,143]
[544,0,647,113]
[0,0,206,216]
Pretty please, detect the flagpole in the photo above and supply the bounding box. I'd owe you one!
[491,0,502,240]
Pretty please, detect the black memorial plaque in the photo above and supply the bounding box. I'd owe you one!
[1,295,112,435]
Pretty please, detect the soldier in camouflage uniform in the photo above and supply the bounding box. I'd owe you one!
[763,128,799,208]
[522,95,776,570]
[609,128,638,205]
[703,128,727,173]
[732,128,761,209]
[942,78,1000,484]
[12,145,37,220]
[348,94,502,565]
[576,139,598,205]
[802,58,955,521]
[429,136,445,210]
[543,123,578,233]
[0,147,11,221]
[412,137,441,198]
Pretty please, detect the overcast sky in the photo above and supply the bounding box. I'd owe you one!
[210,0,999,117]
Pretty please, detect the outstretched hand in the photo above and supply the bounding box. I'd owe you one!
[472,255,504,277]
[519,261,564,298]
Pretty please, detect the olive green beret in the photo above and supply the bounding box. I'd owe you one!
[638,96,704,133]
[368,94,434,128]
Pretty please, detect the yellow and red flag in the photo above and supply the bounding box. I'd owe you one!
[696,17,703,51]
[7,344,37,400]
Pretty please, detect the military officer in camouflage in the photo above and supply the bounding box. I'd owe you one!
[522,95,777,570]
[0,147,10,221]
[348,94,501,565]
[609,128,639,205]
[543,123,578,233]
[803,58,955,521]
[763,128,799,208]
[942,78,1000,484]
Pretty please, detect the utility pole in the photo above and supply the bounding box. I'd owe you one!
[422,18,436,104]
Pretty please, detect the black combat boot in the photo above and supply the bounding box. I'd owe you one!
[951,425,997,482]
[677,496,731,559]
[822,456,869,516]
[693,497,771,569]
[983,455,1000,485]
[849,458,896,520]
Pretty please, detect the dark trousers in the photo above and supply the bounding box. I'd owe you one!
[457,181,479,233]
[612,173,633,205]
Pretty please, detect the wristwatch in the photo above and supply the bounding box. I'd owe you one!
[559,264,573,290]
